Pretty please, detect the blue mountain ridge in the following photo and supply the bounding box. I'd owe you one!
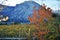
[0,1,41,24]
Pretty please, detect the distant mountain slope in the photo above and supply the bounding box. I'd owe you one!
[0,1,41,24]
[52,10,60,14]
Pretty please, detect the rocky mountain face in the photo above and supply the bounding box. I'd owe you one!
[0,1,41,24]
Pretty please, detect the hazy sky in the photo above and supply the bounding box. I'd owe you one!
[0,0,60,10]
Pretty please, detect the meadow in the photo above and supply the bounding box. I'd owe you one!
[0,21,60,40]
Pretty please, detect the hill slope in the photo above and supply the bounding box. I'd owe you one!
[0,1,41,24]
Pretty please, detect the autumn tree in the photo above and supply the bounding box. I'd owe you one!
[28,4,53,40]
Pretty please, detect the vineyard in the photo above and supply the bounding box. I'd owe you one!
[0,21,60,40]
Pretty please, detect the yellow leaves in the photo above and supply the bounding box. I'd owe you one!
[0,24,38,37]
[7,31,15,35]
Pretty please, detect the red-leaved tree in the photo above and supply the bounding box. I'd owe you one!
[28,4,53,40]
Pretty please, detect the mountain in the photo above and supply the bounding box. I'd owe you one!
[0,1,41,24]
[52,10,60,15]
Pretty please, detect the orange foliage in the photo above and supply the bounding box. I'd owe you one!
[28,4,53,40]
[28,5,52,24]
